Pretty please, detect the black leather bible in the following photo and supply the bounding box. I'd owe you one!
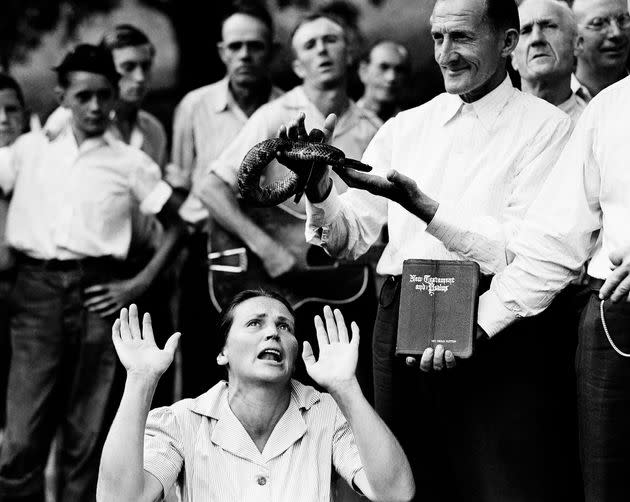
[396,259,480,359]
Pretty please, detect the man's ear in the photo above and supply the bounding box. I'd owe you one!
[358,60,369,85]
[501,28,520,58]
[292,58,306,80]
[55,86,67,108]
[217,42,228,66]
[510,53,521,73]
[216,352,228,366]
[574,34,584,58]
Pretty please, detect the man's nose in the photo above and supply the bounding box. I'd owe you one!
[132,66,147,82]
[0,107,8,123]
[531,24,546,42]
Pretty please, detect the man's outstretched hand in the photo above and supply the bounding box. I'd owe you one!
[337,168,439,224]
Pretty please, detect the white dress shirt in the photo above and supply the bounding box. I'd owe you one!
[144,380,363,502]
[306,77,572,277]
[479,75,630,337]
[0,126,172,260]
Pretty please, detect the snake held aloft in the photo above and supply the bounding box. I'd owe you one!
[237,132,372,207]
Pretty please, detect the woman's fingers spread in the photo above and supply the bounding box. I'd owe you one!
[119,308,131,341]
[333,309,349,343]
[128,304,141,340]
[323,305,339,343]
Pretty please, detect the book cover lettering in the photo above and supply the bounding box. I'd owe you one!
[396,260,480,359]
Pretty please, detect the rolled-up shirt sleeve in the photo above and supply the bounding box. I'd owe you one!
[128,152,174,215]
[425,114,572,275]
[144,406,185,495]
[478,105,601,337]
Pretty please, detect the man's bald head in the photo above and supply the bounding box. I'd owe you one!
[513,0,580,86]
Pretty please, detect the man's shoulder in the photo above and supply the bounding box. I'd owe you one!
[513,89,568,120]
[177,80,226,110]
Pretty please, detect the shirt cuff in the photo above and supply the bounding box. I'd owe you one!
[178,194,209,226]
[140,180,173,215]
[425,203,461,248]
[477,290,521,338]
[305,189,342,244]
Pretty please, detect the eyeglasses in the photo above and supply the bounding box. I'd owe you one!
[583,13,630,32]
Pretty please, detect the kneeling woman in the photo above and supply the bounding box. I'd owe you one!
[97,290,415,502]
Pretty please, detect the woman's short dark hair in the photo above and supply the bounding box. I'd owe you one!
[0,73,25,107]
[217,289,296,351]
[100,24,155,56]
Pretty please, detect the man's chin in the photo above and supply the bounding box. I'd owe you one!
[443,78,474,96]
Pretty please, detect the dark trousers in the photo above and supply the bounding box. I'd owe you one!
[179,232,221,398]
[0,260,125,502]
[577,293,630,502]
[0,273,14,428]
[373,276,583,502]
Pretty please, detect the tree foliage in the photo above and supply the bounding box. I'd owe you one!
[0,0,120,70]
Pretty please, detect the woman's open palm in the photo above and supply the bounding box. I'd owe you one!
[112,304,180,379]
[302,306,359,393]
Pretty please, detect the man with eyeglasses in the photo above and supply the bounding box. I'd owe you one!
[572,0,630,101]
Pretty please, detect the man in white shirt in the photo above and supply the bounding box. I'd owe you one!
[0,73,25,434]
[298,0,571,499]
[168,0,283,398]
[512,0,587,125]
[571,0,630,102]
[0,45,185,502]
[477,75,630,502]
[357,40,410,122]
[192,10,382,399]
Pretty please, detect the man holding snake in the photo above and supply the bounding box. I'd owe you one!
[286,0,573,500]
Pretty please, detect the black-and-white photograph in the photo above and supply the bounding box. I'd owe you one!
[0,0,628,501]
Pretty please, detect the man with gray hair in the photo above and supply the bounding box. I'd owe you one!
[572,0,630,101]
[513,0,586,124]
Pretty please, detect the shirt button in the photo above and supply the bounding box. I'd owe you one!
[257,475,267,486]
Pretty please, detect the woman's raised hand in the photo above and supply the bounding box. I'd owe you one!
[112,304,181,380]
[302,305,359,393]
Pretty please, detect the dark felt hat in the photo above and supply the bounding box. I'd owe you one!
[53,43,119,85]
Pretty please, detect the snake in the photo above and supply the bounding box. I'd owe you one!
[237,129,372,207]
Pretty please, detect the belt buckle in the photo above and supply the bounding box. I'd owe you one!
[208,247,248,273]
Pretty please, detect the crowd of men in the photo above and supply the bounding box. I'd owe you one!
[0,0,629,500]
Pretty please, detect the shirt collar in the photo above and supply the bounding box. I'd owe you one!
[54,122,111,154]
[213,77,283,114]
[191,380,320,464]
[440,76,515,130]
[571,74,593,103]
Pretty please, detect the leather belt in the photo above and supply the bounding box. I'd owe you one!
[15,252,120,271]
